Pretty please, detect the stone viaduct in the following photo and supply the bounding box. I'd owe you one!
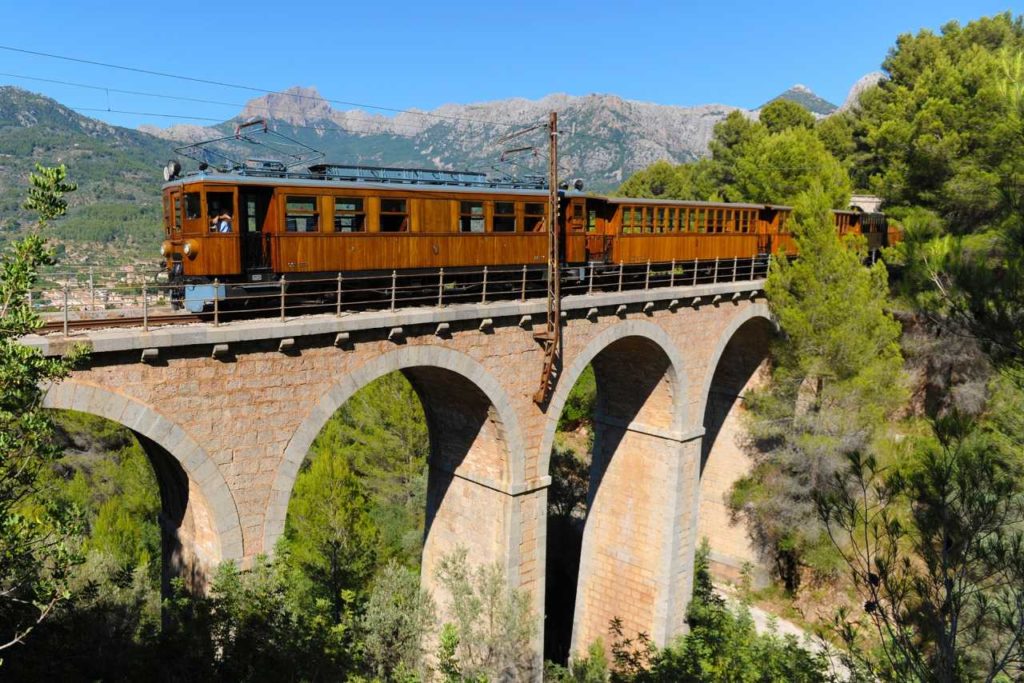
[23,276,774,662]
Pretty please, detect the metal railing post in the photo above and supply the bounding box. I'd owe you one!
[588,262,594,295]
[438,268,445,307]
[390,270,397,311]
[644,260,651,290]
[750,255,755,280]
[713,257,720,283]
[62,281,69,336]
[481,266,488,304]
[732,256,738,282]
[520,265,527,301]
[693,258,699,286]
[212,278,219,327]
[143,280,150,331]
[280,275,287,321]
[670,259,676,287]
[336,273,343,316]
[618,261,624,292]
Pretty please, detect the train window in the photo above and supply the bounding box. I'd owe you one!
[525,202,545,232]
[494,201,516,232]
[654,207,666,233]
[642,207,653,233]
[620,206,637,234]
[185,193,201,220]
[173,195,182,233]
[667,208,677,232]
[334,198,365,232]
[695,209,706,233]
[285,196,319,233]
[380,198,408,232]
[460,201,485,233]
[587,210,597,232]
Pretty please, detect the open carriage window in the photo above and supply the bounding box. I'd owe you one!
[493,202,516,232]
[185,192,201,220]
[525,202,546,232]
[380,198,408,232]
[334,198,365,232]
[460,201,485,233]
[285,196,319,233]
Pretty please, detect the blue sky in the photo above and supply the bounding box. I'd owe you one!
[0,1,1018,129]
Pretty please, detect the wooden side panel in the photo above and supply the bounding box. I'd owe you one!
[183,235,242,276]
[565,235,587,264]
[273,233,548,272]
[419,199,456,233]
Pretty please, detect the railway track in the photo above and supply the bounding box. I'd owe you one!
[39,314,202,333]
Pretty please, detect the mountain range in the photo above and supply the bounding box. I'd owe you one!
[0,80,859,259]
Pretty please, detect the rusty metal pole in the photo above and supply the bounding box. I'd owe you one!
[533,111,560,404]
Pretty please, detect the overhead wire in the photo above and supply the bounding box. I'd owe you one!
[0,44,537,130]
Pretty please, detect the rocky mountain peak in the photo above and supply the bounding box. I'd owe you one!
[240,85,332,126]
[838,72,886,112]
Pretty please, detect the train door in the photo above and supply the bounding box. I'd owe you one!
[240,188,273,271]
[563,198,588,263]
[585,203,611,262]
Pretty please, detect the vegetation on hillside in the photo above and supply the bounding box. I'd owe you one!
[616,11,1024,681]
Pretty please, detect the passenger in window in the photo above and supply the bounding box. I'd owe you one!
[211,208,233,233]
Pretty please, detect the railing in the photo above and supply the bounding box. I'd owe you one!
[29,255,770,335]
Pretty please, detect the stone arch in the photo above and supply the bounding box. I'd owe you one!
[538,320,696,657]
[538,320,690,480]
[695,303,775,584]
[43,380,244,590]
[695,302,774,428]
[263,343,527,577]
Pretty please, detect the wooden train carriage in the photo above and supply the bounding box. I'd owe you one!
[833,210,892,251]
[161,172,555,281]
[578,197,793,264]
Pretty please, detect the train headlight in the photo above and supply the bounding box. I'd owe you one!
[160,240,172,257]
[183,240,198,257]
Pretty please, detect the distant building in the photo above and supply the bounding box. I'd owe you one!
[850,194,883,213]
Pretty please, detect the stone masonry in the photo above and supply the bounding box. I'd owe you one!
[25,279,773,668]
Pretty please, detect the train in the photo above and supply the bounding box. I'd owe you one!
[158,156,899,313]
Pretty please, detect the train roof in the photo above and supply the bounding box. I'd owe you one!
[162,171,552,198]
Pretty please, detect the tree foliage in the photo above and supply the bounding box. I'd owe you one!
[760,99,816,135]
[282,447,378,621]
[819,411,1024,682]
[436,547,538,682]
[730,185,904,589]
[617,105,851,208]
[554,544,834,683]
[0,164,84,652]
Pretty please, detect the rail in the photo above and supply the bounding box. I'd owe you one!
[28,255,770,335]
